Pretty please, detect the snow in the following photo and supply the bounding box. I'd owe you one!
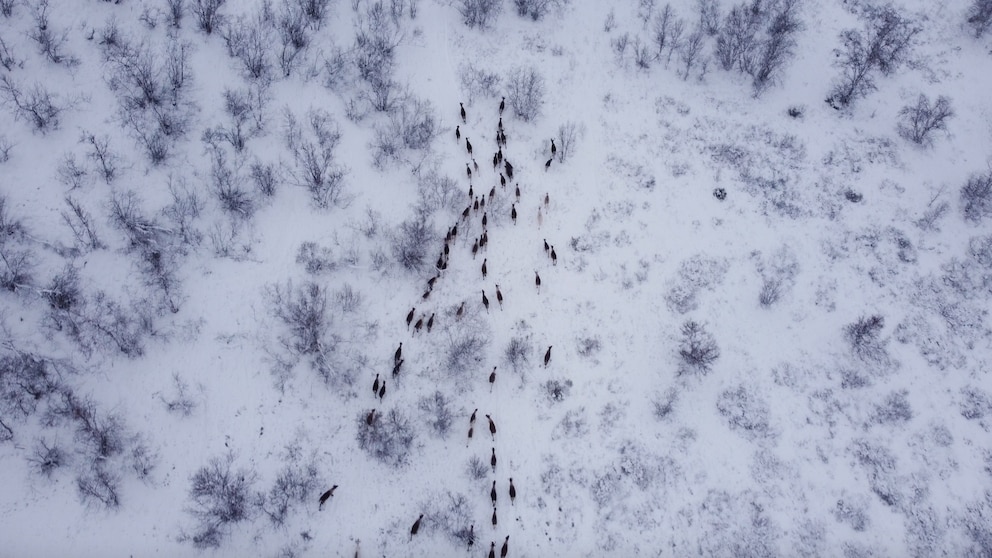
[1,0,992,556]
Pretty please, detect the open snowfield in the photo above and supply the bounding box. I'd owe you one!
[1,0,992,556]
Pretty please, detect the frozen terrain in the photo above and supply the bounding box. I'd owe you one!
[1,0,992,556]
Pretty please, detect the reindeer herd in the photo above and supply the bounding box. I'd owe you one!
[328,96,566,557]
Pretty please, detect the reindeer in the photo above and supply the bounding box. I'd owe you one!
[495,285,503,309]
[366,409,376,425]
[456,301,465,319]
[411,513,424,540]
[468,425,474,442]
[544,345,552,367]
[515,183,521,201]
[544,239,550,253]
[426,313,435,332]
[318,485,338,510]
[451,223,458,238]
[466,137,473,155]
[501,535,509,558]
[489,542,496,558]
[414,317,424,334]
[551,138,557,157]
[392,359,403,377]
[491,447,497,472]
[498,117,503,132]
[372,373,380,396]
[497,148,503,164]
[479,195,486,211]
[499,96,505,115]
[491,506,498,528]
[462,205,471,221]
[460,102,466,123]
[467,525,475,550]
[545,158,552,171]
[544,192,550,207]
[551,246,557,266]
[482,290,490,313]
[481,258,488,279]
[491,480,498,504]
[482,212,488,229]
[472,239,479,258]
[470,408,478,425]
[422,289,431,301]
[511,204,517,225]
[492,153,499,171]
[486,414,496,440]
[378,381,386,401]
[474,197,480,212]
[535,271,541,293]
[469,184,474,199]
[481,230,488,248]
[394,343,403,363]
[538,206,543,228]
[406,307,415,328]
[499,174,506,189]
[509,478,516,505]
[489,185,496,202]
[474,159,479,174]
[467,164,472,180]
[427,275,439,289]
[489,366,496,391]
[455,125,460,140]
[504,160,514,179]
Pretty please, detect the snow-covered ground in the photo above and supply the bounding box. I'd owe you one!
[1,0,991,556]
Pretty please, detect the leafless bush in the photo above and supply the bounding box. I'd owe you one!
[633,37,652,69]
[391,218,434,272]
[465,455,488,480]
[459,0,503,29]
[250,161,279,197]
[418,391,454,439]
[967,0,992,37]
[187,453,259,548]
[28,438,66,477]
[0,75,67,133]
[715,3,762,72]
[716,384,771,439]
[80,132,121,184]
[283,108,347,209]
[898,94,953,146]
[276,1,309,77]
[355,408,416,468]
[961,171,992,224]
[845,315,888,364]
[696,0,721,36]
[163,179,204,250]
[677,320,719,376]
[45,288,150,357]
[506,66,545,122]
[513,0,565,21]
[415,169,461,214]
[299,0,333,26]
[827,6,920,108]
[0,350,59,421]
[166,0,185,27]
[57,154,88,190]
[296,241,337,274]
[190,0,227,34]
[77,464,121,508]
[221,10,273,80]
[0,0,14,17]
[611,32,629,63]
[459,63,501,102]
[204,144,254,219]
[0,35,17,71]
[162,372,197,416]
[267,280,329,357]
[263,442,321,526]
[749,0,801,95]
[28,1,79,68]
[678,26,705,80]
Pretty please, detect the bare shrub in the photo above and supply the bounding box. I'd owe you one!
[678,26,705,80]
[296,241,337,274]
[459,63,501,102]
[844,315,888,364]
[677,320,719,376]
[870,389,913,426]
[251,161,279,197]
[749,0,801,95]
[0,136,10,162]
[544,378,572,403]
[696,0,721,36]
[961,171,992,224]
[190,0,227,34]
[714,3,762,72]
[28,438,66,477]
[57,154,87,190]
[967,0,992,37]
[0,75,68,133]
[267,280,329,357]
[459,0,503,29]
[263,442,321,526]
[221,10,273,81]
[283,108,347,209]
[513,0,565,21]
[827,6,920,108]
[897,94,953,146]
[0,0,14,17]
[166,0,185,27]
[555,121,578,163]
[504,335,531,375]
[187,453,259,548]
[28,0,79,67]
[652,387,678,420]
[80,132,121,184]
[506,66,545,122]
[415,169,461,214]
[391,218,434,272]
[418,391,454,439]
[355,407,416,468]
[716,384,771,439]
[465,455,488,480]
[76,465,121,508]
[162,372,197,416]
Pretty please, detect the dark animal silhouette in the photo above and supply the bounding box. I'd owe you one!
[468,425,474,440]
[479,196,486,210]
[481,258,488,279]
[481,231,488,248]
[452,223,458,238]
[499,96,505,115]
[366,409,376,425]
[456,301,465,319]
[491,506,498,527]
[544,346,552,367]
[482,290,490,313]
[544,239,549,253]
[455,125,460,140]
[482,212,488,228]
[462,206,471,220]
[422,289,431,301]
[318,485,338,510]
[392,359,403,377]
[486,414,496,439]
[466,137,473,155]
[495,285,503,309]
[544,192,550,207]
[509,478,516,504]
[498,117,503,132]
[474,159,479,173]
[492,153,499,170]
[551,138,556,156]
[504,160,514,179]
[551,246,557,266]
[426,313,435,332]
[414,317,424,333]
[489,185,496,202]
[474,197,480,211]
[511,204,517,224]
[372,373,380,395]
[467,164,472,180]
[501,535,509,558]
[500,174,506,188]
[497,148,503,164]
[489,366,496,391]
[378,381,386,401]
[535,271,541,293]
[470,408,478,424]
[468,525,475,549]
[428,275,439,289]
[545,158,552,171]
[460,102,466,123]
[411,513,424,539]
[406,307,415,328]
[515,184,520,201]
[489,542,496,558]
[491,447,497,472]
[491,479,497,504]
[469,184,474,199]
[443,243,449,258]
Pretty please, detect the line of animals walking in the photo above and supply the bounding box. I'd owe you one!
[325,96,564,557]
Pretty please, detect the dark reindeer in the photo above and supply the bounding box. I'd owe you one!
[392,359,403,377]
[482,289,490,313]
[413,316,424,334]
[318,485,338,510]
[495,285,503,309]
[467,164,472,180]
[500,174,506,189]
[378,381,386,401]
[410,513,424,540]
[406,307,415,328]
[473,159,479,174]
[486,414,496,440]
[467,525,475,550]
[545,158,552,171]
[498,117,503,132]
[491,506,498,527]
[515,183,520,201]
[462,205,471,221]
[535,271,541,293]
[509,478,516,505]
[491,479,497,504]
[474,197,480,212]
[489,185,496,202]
[550,246,557,266]
[489,542,496,558]
[482,212,488,228]
[492,153,499,171]
[481,230,488,248]
[491,447,497,472]
[489,366,496,391]
[551,138,557,156]
[466,137,473,155]
[456,301,465,319]
[504,160,514,179]
[426,313,435,332]
[544,346,552,367]
[501,535,509,558]
[469,184,474,199]
[460,102,466,123]
[499,96,505,115]
[366,409,376,425]
[372,373,380,396]
[470,408,478,425]
[544,192,550,207]
[455,125,460,140]
[481,258,488,279]
[422,289,431,301]
[543,239,550,253]
[510,204,517,225]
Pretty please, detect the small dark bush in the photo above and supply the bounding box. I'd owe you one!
[458,0,503,29]
[716,384,771,438]
[190,0,227,34]
[187,453,258,547]
[871,389,913,425]
[391,218,434,272]
[845,315,888,363]
[898,94,953,147]
[961,171,992,224]
[506,66,545,122]
[77,464,121,509]
[713,187,727,200]
[465,455,488,480]
[677,320,719,376]
[787,105,803,118]
[263,443,321,526]
[653,388,678,420]
[960,386,992,420]
[267,281,329,357]
[296,241,337,274]
[834,496,870,531]
[967,0,992,37]
[544,378,572,403]
[969,235,992,268]
[418,391,454,439]
[28,438,66,477]
[355,407,416,468]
